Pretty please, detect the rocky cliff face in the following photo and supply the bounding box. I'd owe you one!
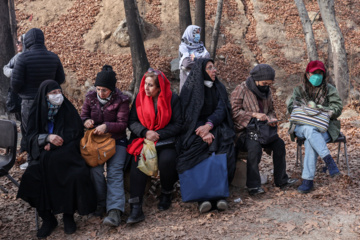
[14,0,360,107]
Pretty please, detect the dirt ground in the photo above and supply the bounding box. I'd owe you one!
[2,0,360,239]
[1,115,360,239]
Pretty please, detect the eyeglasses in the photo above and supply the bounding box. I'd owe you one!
[206,66,217,71]
[147,68,161,75]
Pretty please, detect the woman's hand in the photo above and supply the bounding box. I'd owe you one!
[195,124,212,138]
[268,118,278,127]
[84,119,94,128]
[93,124,107,135]
[202,132,215,145]
[146,130,160,142]
[48,134,64,146]
[252,113,269,121]
[44,143,51,151]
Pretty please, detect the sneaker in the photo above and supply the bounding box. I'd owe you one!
[199,201,212,213]
[216,200,228,211]
[20,162,28,170]
[248,187,265,196]
[103,209,121,227]
[279,178,298,189]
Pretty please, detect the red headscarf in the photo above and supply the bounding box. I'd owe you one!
[127,70,172,160]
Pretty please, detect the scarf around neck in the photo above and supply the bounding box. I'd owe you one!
[246,76,270,100]
[126,71,172,160]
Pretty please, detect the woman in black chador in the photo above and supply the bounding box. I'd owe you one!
[177,58,236,213]
[17,80,96,239]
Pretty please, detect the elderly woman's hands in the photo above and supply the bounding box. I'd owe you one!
[94,124,107,135]
[47,134,64,146]
[84,119,94,128]
[146,130,160,142]
[195,124,212,138]
[202,132,215,145]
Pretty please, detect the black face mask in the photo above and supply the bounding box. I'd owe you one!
[257,85,269,93]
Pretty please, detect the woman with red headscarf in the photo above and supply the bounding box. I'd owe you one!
[126,68,182,224]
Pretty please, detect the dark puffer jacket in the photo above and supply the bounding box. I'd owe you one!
[80,89,130,140]
[11,28,65,99]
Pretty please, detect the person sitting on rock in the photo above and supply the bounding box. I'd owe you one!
[230,64,297,196]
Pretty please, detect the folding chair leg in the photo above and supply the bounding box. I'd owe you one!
[35,209,39,230]
[296,145,299,166]
[299,145,303,169]
[337,142,341,165]
[344,142,350,176]
[6,174,20,187]
[0,185,8,193]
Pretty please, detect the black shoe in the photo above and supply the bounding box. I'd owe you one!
[93,205,106,218]
[158,193,172,211]
[63,214,76,235]
[248,187,265,196]
[279,178,298,190]
[37,214,58,239]
[126,204,145,224]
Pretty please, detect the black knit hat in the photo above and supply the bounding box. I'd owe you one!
[250,64,275,81]
[95,65,117,91]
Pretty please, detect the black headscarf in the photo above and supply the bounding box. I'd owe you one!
[178,59,235,180]
[27,80,83,159]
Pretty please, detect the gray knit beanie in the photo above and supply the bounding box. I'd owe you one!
[250,64,275,81]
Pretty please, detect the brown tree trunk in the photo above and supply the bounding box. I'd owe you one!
[195,0,205,45]
[0,0,16,115]
[318,0,349,103]
[210,0,224,59]
[179,0,192,39]
[294,0,318,61]
[123,0,150,96]
[8,0,17,49]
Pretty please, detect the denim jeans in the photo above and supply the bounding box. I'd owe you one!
[294,125,331,180]
[90,145,126,213]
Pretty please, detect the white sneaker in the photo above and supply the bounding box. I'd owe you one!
[20,162,28,170]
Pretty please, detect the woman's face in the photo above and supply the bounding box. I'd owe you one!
[307,69,324,79]
[255,80,273,86]
[205,62,217,81]
[145,77,160,98]
[47,89,62,97]
[16,36,23,53]
[96,86,111,99]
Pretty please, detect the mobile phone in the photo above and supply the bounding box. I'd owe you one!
[267,120,279,125]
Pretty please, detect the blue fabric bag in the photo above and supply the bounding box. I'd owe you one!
[179,152,229,202]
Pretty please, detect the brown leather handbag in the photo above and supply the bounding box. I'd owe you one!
[80,129,116,167]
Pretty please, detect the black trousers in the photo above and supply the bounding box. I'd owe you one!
[130,147,178,199]
[21,99,34,155]
[238,137,288,188]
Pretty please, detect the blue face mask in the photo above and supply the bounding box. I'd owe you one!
[194,33,200,43]
[309,74,323,87]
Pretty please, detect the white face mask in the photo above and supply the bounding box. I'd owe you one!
[204,80,214,88]
[48,93,64,106]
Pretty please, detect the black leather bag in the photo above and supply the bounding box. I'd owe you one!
[156,137,176,149]
[6,88,22,113]
[246,118,279,145]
